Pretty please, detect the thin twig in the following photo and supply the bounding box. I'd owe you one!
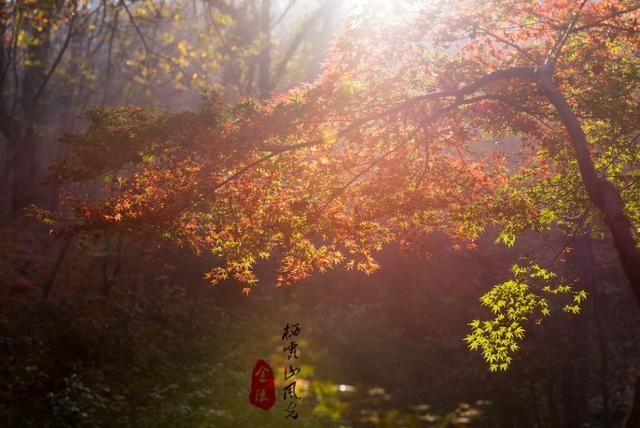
[478,27,537,63]
[545,0,589,68]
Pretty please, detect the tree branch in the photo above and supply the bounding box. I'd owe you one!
[32,9,77,104]
[545,0,589,68]
[271,0,295,29]
[478,27,537,63]
[270,0,335,91]
[263,67,537,154]
[120,0,151,55]
[572,2,640,33]
[536,64,640,312]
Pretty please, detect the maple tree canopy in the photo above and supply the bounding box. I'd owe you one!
[43,0,640,372]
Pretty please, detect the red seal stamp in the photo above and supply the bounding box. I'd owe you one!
[249,359,275,410]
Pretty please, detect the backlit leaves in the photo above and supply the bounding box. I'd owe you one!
[465,263,587,371]
[44,0,639,371]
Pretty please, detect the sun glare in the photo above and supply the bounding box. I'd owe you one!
[344,0,398,15]
[341,0,426,26]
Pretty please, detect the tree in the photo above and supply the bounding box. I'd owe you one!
[45,0,640,423]
[0,0,340,216]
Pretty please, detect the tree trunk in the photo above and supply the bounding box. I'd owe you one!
[582,235,612,428]
[544,379,562,428]
[305,0,340,81]
[536,64,640,428]
[626,376,640,428]
[10,127,39,214]
[258,0,271,98]
[41,236,72,301]
[561,363,589,427]
[6,1,56,216]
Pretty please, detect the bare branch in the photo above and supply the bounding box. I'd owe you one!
[270,0,334,91]
[120,0,151,55]
[271,0,295,29]
[32,7,78,104]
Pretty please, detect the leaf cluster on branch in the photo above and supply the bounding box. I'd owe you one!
[43,0,640,371]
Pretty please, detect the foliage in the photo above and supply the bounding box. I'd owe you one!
[43,0,640,371]
[465,263,587,372]
[0,0,336,111]
[0,220,637,426]
[0,0,342,216]
[0,271,500,427]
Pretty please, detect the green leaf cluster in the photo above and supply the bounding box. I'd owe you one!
[464,263,587,372]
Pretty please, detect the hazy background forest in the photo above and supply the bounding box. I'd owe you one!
[1,0,639,427]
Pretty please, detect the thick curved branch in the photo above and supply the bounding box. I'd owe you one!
[537,64,640,312]
[264,67,537,155]
[411,67,536,103]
